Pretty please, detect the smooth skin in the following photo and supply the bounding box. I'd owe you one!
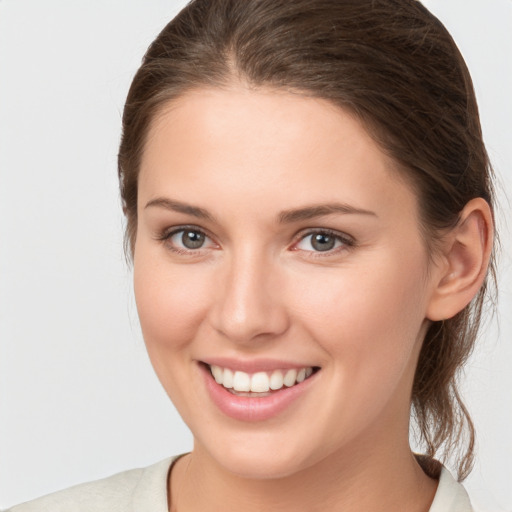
[133,86,493,512]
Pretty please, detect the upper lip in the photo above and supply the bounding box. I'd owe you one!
[200,357,319,374]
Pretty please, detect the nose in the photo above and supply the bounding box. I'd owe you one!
[208,249,290,344]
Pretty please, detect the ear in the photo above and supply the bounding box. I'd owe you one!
[426,198,493,321]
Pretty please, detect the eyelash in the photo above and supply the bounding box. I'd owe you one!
[156,225,217,256]
[292,229,355,257]
[156,226,355,257]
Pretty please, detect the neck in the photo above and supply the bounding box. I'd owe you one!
[169,427,437,512]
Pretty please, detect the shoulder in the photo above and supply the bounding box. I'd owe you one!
[429,466,474,512]
[5,457,176,512]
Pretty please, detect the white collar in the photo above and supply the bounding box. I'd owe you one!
[428,466,473,512]
[135,456,473,512]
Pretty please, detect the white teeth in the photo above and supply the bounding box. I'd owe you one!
[209,365,315,393]
[250,372,270,393]
[283,369,298,387]
[233,371,251,392]
[211,365,223,384]
[269,370,284,390]
[223,368,234,389]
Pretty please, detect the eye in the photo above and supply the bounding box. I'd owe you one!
[160,226,217,253]
[171,229,206,249]
[294,230,353,253]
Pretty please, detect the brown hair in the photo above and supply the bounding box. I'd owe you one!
[118,0,496,480]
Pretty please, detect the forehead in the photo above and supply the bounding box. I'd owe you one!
[138,86,419,221]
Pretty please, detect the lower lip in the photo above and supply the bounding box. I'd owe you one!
[200,364,317,422]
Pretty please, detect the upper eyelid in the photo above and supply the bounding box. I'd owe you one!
[160,224,212,240]
[292,227,354,243]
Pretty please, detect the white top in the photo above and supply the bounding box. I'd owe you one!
[6,456,473,512]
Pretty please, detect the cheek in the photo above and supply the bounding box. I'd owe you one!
[290,254,428,374]
[133,249,212,354]
[286,256,429,442]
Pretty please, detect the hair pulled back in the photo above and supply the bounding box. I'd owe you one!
[118,0,496,480]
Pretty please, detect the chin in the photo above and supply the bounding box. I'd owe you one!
[219,452,311,480]
[198,430,320,480]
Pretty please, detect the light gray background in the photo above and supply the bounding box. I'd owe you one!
[0,1,510,510]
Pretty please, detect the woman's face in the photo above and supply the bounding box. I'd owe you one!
[134,87,439,478]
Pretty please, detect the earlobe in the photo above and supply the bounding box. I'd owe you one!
[426,198,493,321]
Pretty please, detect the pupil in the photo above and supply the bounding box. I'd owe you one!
[312,233,335,251]
[182,231,205,249]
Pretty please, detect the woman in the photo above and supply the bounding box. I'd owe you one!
[7,0,497,510]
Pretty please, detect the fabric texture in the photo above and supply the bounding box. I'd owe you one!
[7,456,473,512]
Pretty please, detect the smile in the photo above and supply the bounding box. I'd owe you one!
[209,365,315,394]
[201,361,320,421]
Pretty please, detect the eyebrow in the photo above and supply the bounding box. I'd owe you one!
[277,203,377,223]
[145,197,216,222]
[145,197,377,224]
